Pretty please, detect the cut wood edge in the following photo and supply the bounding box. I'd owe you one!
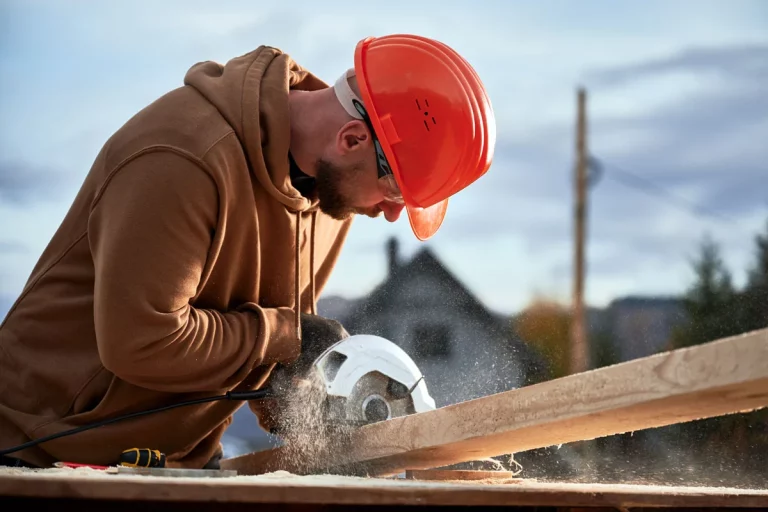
[405,469,526,482]
[222,328,768,477]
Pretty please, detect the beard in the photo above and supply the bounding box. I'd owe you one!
[314,158,380,221]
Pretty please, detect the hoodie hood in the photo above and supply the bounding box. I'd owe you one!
[184,46,328,213]
[184,46,335,343]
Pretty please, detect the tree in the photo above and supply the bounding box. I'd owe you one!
[590,326,618,369]
[669,232,767,466]
[740,218,768,332]
[513,299,572,380]
[671,234,741,349]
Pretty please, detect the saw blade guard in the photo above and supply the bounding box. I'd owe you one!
[312,334,437,415]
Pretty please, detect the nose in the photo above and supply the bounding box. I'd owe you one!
[380,201,405,222]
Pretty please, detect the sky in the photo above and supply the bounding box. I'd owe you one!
[1,0,767,316]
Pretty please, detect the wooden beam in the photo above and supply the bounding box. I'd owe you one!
[221,328,768,477]
[2,469,768,509]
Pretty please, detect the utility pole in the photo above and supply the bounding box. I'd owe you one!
[570,87,589,375]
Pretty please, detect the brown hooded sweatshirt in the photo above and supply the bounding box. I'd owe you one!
[0,46,353,468]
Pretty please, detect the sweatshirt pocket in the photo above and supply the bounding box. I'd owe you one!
[69,366,113,416]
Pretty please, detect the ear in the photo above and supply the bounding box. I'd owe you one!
[336,120,370,155]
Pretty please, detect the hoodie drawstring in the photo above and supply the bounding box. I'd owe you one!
[294,210,319,342]
[294,212,301,342]
[309,210,317,315]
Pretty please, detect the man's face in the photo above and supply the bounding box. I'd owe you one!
[314,144,404,223]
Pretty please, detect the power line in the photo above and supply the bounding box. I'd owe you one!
[589,156,738,225]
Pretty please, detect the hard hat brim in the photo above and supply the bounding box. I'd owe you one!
[405,198,448,241]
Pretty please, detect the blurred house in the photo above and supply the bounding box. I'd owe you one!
[320,237,547,408]
[595,296,686,362]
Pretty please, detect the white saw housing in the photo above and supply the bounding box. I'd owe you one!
[311,334,436,424]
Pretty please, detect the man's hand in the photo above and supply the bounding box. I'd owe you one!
[296,313,350,373]
[256,313,350,434]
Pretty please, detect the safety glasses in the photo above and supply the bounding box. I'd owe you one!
[352,99,404,205]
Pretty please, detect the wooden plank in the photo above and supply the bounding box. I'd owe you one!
[1,469,767,508]
[404,469,524,482]
[221,328,768,477]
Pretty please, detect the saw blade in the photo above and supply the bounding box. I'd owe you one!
[336,371,416,425]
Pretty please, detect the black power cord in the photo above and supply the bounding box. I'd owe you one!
[0,389,272,457]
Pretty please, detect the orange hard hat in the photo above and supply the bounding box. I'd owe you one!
[349,34,496,240]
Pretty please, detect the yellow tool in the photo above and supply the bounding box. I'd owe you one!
[119,448,166,468]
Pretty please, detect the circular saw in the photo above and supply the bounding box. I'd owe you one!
[310,334,436,426]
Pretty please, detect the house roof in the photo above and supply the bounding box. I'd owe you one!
[345,245,503,330]
[608,296,683,308]
[341,243,548,381]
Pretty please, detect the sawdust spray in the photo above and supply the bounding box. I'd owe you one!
[270,372,356,475]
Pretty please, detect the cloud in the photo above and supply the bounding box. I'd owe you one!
[0,161,73,205]
[443,43,767,233]
[584,43,768,86]
[585,45,768,220]
[418,42,768,307]
[585,45,768,286]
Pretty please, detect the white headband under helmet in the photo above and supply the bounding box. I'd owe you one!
[333,68,364,120]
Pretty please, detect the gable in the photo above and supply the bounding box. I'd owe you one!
[345,247,502,332]
[337,241,550,388]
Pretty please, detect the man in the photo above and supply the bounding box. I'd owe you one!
[0,34,496,469]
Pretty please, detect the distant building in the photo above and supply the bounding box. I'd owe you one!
[321,237,546,408]
[599,296,686,362]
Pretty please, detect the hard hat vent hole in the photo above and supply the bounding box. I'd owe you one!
[416,98,437,132]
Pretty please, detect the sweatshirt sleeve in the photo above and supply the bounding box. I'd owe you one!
[87,149,300,392]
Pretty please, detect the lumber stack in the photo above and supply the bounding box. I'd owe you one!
[221,328,768,477]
